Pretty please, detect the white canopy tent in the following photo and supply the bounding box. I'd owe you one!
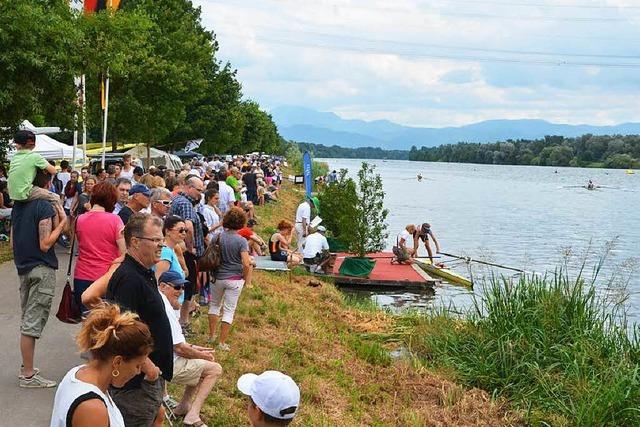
[7,134,84,161]
[124,145,183,171]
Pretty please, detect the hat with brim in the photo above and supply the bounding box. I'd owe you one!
[159,271,188,286]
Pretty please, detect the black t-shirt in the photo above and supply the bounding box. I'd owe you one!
[106,255,173,388]
[242,173,257,192]
[11,200,58,275]
[117,206,134,225]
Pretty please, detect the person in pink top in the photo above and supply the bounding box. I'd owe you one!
[74,182,125,312]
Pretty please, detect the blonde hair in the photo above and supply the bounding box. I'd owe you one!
[76,303,153,361]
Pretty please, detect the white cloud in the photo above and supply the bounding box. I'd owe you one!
[193,0,640,127]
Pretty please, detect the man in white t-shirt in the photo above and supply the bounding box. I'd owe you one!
[158,271,222,425]
[217,171,235,214]
[302,226,330,274]
[294,198,312,250]
[57,160,71,192]
[118,154,135,180]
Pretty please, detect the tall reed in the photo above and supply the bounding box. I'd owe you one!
[404,271,640,425]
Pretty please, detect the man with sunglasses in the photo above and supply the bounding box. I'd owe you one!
[150,187,173,219]
[168,176,205,327]
[158,271,222,427]
[106,213,173,426]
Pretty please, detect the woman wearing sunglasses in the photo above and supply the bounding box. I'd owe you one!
[155,215,189,284]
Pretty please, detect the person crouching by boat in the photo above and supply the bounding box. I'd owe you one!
[414,223,441,263]
[393,224,417,263]
[302,226,330,274]
[269,220,302,268]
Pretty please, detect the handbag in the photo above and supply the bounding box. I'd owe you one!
[198,233,222,273]
[56,234,82,324]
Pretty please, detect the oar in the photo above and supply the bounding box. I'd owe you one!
[438,251,528,273]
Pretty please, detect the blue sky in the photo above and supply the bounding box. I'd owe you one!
[193,0,640,127]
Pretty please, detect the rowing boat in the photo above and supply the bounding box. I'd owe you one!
[414,258,473,288]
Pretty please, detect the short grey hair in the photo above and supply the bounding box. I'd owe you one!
[186,176,203,188]
[115,177,132,187]
[150,187,171,203]
[124,213,163,247]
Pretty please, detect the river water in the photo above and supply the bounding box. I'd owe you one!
[318,158,640,323]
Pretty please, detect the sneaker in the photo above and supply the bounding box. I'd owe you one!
[18,368,39,380]
[217,342,231,352]
[19,372,57,388]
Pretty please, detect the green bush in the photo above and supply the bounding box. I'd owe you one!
[404,272,640,426]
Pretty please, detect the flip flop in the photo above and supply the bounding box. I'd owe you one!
[183,421,207,427]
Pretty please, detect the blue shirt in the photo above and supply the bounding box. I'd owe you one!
[159,246,184,278]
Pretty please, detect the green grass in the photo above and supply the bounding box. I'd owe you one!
[402,271,640,426]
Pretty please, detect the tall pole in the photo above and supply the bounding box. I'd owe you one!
[82,74,87,166]
[101,70,110,169]
[72,76,81,170]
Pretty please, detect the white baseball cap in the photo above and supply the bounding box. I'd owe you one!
[237,371,300,420]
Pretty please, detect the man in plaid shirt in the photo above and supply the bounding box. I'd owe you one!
[169,176,206,326]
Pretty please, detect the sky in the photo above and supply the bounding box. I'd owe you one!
[192,0,640,127]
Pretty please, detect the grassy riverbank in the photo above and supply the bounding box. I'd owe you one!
[400,274,640,426]
[170,181,518,426]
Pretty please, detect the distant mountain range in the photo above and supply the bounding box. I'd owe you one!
[271,106,640,150]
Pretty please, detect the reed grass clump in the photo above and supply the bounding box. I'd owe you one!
[404,272,640,426]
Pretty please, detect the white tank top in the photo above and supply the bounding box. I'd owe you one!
[50,365,125,427]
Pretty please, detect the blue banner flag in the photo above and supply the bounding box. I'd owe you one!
[303,151,312,197]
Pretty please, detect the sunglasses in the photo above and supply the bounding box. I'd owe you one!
[162,282,184,290]
[156,200,172,206]
[173,228,187,233]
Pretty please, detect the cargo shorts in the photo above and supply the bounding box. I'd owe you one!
[110,377,165,427]
[19,265,56,339]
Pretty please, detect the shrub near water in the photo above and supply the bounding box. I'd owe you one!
[404,272,640,426]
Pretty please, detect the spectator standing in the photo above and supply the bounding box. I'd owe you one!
[202,189,223,243]
[105,214,173,427]
[149,187,172,219]
[74,182,125,312]
[11,169,67,387]
[158,272,222,426]
[208,208,253,351]
[62,171,81,217]
[50,304,153,427]
[118,184,150,225]
[226,167,242,202]
[294,198,312,250]
[119,154,134,180]
[168,176,205,327]
[57,160,71,193]
[72,175,96,217]
[217,171,235,214]
[132,166,144,185]
[242,167,259,204]
[113,177,132,215]
[155,215,188,281]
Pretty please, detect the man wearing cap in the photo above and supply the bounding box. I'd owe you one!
[118,183,151,225]
[237,371,300,426]
[158,271,222,427]
[302,225,330,274]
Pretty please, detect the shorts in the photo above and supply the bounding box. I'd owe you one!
[270,250,288,262]
[184,251,198,300]
[303,252,329,265]
[110,377,165,427]
[208,278,244,324]
[172,357,207,387]
[19,265,56,339]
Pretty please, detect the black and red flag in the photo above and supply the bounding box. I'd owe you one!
[84,0,122,12]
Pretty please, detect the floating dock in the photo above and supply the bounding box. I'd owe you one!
[330,252,438,289]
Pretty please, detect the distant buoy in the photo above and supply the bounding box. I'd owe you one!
[626,169,635,175]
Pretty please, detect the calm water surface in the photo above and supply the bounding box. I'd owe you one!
[319,159,640,323]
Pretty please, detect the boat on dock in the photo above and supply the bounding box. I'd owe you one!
[414,258,473,288]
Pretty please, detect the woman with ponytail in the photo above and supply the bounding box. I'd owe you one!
[50,303,153,427]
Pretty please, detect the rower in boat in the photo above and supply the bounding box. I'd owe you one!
[587,180,595,190]
[417,173,423,182]
[413,222,441,263]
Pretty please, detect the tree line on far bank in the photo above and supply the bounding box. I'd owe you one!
[0,0,286,159]
[409,134,640,169]
[297,135,639,169]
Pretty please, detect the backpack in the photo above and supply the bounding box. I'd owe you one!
[198,233,222,273]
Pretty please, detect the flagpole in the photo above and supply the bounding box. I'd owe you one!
[82,74,87,166]
[101,70,110,169]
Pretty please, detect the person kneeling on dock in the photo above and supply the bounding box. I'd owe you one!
[159,271,222,427]
[393,224,417,263]
[302,226,331,274]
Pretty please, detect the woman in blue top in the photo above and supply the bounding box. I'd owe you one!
[155,215,188,281]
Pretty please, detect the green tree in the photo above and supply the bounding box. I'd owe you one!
[317,169,358,242]
[0,0,82,155]
[604,153,635,169]
[341,163,389,258]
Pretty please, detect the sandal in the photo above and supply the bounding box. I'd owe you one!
[183,420,207,427]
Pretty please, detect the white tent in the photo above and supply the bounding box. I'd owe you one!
[124,145,183,171]
[7,134,84,161]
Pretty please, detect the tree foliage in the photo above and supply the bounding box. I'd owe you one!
[297,142,409,160]
[409,134,640,169]
[0,0,283,159]
[322,163,388,258]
